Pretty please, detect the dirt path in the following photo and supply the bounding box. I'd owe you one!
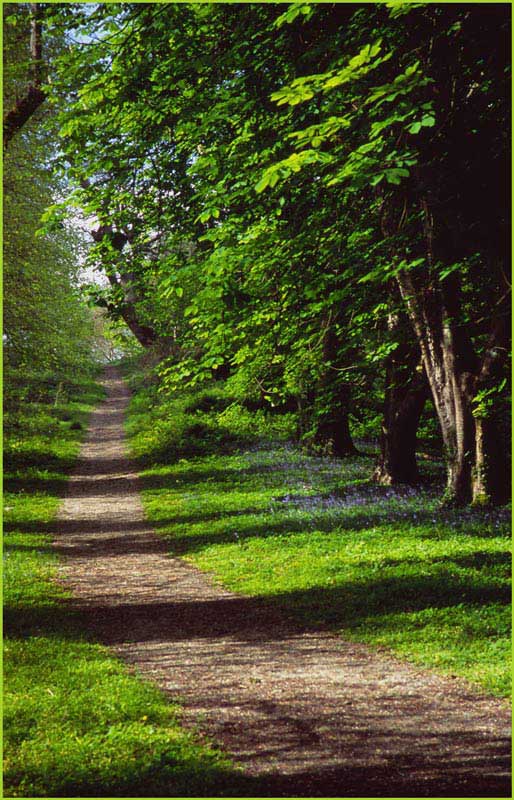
[54,367,511,798]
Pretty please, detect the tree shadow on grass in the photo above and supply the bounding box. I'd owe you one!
[4,515,156,538]
[150,505,509,558]
[4,596,263,799]
[135,457,508,523]
[4,587,511,798]
[4,476,69,495]
[4,449,78,475]
[6,566,510,646]
[29,462,306,497]
[5,417,511,797]
[7,504,505,566]
[3,728,262,799]
[383,549,511,572]
[5,524,511,798]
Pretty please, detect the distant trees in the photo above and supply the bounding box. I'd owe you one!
[3,4,97,407]
[23,2,509,505]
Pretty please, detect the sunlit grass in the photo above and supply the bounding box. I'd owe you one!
[4,380,250,798]
[129,388,511,699]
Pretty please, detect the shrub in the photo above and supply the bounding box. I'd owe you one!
[127,380,297,466]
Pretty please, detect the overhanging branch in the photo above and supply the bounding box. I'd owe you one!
[3,4,46,149]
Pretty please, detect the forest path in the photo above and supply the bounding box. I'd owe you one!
[53,366,511,798]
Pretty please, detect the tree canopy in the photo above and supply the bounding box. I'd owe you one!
[6,1,511,506]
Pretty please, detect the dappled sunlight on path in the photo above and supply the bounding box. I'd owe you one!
[53,367,511,798]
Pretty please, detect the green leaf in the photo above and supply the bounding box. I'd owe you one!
[385,167,410,185]
[274,3,314,28]
[255,173,272,194]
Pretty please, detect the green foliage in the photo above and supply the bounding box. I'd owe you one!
[472,380,508,420]
[5,5,509,787]
[127,375,296,467]
[3,7,98,394]
[274,3,314,28]
[39,2,510,504]
[3,136,96,383]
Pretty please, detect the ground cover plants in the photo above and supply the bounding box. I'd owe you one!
[128,375,511,699]
[3,376,253,798]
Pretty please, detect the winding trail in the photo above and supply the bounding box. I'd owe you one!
[54,367,511,797]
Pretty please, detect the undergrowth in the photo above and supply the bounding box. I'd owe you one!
[126,380,296,465]
[127,370,511,699]
[3,373,254,798]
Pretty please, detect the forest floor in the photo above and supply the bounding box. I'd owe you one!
[49,365,512,798]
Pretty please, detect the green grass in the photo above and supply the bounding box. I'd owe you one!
[128,384,511,699]
[4,378,255,798]
[7,370,509,795]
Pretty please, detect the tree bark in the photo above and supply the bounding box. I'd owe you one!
[396,266,509,506]
[470,313,510,505]
[91,225,157,348]
[396,268,473,503]
[105,272,157,347]
[374,342,430,486]
[471,416,510,505]
[314,393,358,457]
[3,4,45,149]
[313,317,358,456]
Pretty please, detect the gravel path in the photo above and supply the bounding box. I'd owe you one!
[54,367,511,798]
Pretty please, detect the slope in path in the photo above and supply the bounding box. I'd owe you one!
[54,368,511,798]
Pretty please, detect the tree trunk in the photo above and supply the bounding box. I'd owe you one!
[91,225,157,348]
[396,266,509,506]
[372,299,430,485]
[396,269,476,504]
[472,416,510,506]
[470,314,510,505]
[313,317,358,456]
[374,358,429,485]
[315,396,358,457]
[3,5,45,149]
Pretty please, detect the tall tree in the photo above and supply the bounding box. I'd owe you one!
[3,4,97,404]
[259,3,510,504]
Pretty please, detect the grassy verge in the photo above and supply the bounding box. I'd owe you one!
[3,376,255,798]
[127,379,511,699]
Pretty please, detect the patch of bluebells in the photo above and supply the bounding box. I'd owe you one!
[241,446,369,482]
[235,448,511,536]
[192,446,511,536]
[275,484,432,511]
[269,487,440,530]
